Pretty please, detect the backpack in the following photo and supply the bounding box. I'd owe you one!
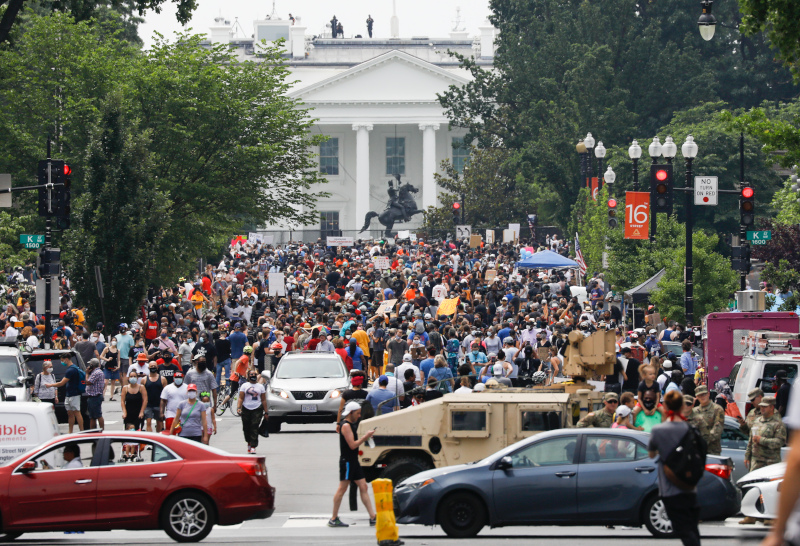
[357,397,375,420]
[663,424,707,490]
[74,366,87,394]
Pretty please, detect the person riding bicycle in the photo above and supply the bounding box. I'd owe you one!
[220,345,253,408]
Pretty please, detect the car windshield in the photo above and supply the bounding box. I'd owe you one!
[276,358,344,379]
[0,355,21,386]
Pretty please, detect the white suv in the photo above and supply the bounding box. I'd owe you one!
[263,351,349,433]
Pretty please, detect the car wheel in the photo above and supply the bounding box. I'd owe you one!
[161,492,215,543]
[0,532,22,542]
[382,457,432,486]
[267,419,282,433]
[437,492,486,538]
[643,495,675,538]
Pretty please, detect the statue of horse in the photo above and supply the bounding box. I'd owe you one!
[359,180,424,238]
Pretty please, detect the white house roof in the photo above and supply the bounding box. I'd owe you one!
[288,50,471,104]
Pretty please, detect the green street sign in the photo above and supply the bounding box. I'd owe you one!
[19,234,44,244]
[751,239,767,246]
[746,230,771,241]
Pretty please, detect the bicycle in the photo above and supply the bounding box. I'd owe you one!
[215,381,240,417]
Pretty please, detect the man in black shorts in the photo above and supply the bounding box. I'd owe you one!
[328,401,377,528]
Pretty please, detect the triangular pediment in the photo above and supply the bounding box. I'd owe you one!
[289,50,470,103]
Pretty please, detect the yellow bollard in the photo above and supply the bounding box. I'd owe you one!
[372,478,400,545]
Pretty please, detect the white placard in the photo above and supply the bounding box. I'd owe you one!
[397,230,410,239]
[326,236,354,247]
[486,230,494,244]
[268,273,286,296]
[258,262,269,278]
[248,232,260,242]
[410,233,417,242]
[503,229,514,243]
[373,257,390,270]
[456,225,472,239]
[509,223,521,238]
[695,176,718,206]
[262,235,274,245]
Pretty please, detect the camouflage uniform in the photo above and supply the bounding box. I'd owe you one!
[739,406,761,437]
[577,410,614,428]
[745,413,787,472]
[694,402,725,455]
[686,410,710,439]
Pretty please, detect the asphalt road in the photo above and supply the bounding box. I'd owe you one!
[25,397,768,545]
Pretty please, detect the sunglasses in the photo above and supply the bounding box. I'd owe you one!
[606,400,619,404]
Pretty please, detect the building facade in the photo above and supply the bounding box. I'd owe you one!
[208,17,496,241]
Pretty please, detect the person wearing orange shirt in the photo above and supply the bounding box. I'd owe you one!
[352,323,370,360]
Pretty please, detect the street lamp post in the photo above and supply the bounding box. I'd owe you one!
[698,0,716,41]
[681,135,699,324]
[604,166,616,195]
[576,139,588,189]
[629,140,642,191]
[648,136,663,242]
[584,132,596,192]
[595,141,606,192]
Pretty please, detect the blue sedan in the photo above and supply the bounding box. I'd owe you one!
[394,428,741,538]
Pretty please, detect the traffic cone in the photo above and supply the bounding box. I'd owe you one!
[372,479,403,546]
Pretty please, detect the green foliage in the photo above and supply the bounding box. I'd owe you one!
[740,0,800,81]
[724,98,800,169]
[0,14,327,317]
[0,212,37,270]
[769,175,800,225]
[751,220,800,311]
[573,185,617,277]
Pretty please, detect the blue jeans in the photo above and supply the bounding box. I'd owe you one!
[216,358,232,385]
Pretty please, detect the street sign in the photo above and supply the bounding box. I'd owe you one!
[694,176,718,205]
[624,192,650,240]
[751,239,768,246]
[746,230,771,241]
[20,234,44,249]
[455,225,472,239]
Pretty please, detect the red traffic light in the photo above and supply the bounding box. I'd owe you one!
[742,187,754,199]
[655,169,668,181]
[607,198,617,208]
[63,164,72,176]
[452,202,461,210]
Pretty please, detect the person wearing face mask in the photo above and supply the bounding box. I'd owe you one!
[160,371,188,431]
[114,323,134,387]
[155,328,177,354]
[121,370,147,431]
[170,384,208,443]
[144,363,167,432]
[386,329,408,367]
[237,370,268,453]
[32,359,57,406]
[100,336,121,400]
[185,355,219,408]
[632,390,664,432]
[191,332,217,374]
[178,333,193,372]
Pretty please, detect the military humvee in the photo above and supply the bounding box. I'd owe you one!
[358,329,616,484]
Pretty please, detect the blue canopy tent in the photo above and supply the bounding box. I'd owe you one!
[515,250,580,269]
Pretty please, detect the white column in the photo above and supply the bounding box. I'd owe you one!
[290,26,307,59]
[419,123,440,210]
[352,123,373,229]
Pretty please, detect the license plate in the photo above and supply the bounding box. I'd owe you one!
[301,404,317,413]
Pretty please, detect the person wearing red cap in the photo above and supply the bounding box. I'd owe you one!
[170,383,208,443]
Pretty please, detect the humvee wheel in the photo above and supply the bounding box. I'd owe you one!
[437,491,485,538]
[382,457,432,486]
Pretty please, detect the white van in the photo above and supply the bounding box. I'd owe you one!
[0,402,59,464]
[730,331,800,415]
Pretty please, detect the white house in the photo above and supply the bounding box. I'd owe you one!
[207,16,496,242]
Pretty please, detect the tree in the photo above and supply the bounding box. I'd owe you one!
[65,92,169,325]
[739,0,800,80]
[0,212,37,269]
[750,219,800,310]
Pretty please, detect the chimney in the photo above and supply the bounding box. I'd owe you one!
[210,15,232,45]
[290,25,306,59]
[478,19,496,59]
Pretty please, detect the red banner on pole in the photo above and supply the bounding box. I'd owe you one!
[590,177,599,201]
[624,191,650,240]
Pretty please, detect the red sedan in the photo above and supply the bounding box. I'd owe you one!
[0,431,275,542]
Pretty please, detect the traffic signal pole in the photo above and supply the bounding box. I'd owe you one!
[44,139,53,349]
[739,132,747,291]
[684,158,695,324]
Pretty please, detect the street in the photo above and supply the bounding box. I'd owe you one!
[19,397,764,545]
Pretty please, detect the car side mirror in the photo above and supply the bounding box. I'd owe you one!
[262,370,271,381]
[496,456,513,470]
[19,461,35,473]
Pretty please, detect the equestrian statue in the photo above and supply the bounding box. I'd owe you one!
[359,174,424,238]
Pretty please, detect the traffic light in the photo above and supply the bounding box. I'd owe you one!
[650,164,673,214]
[740,185,755,227]
[607,198,618,228]
[732,245,751,274]
[37,247,61,277]
[451,201,461,223]
[54,163,71,229]
[36,160,68,220]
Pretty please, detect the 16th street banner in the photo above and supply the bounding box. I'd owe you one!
[624,191,650,240]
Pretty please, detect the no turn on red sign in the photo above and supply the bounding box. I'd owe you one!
[695,176,718,205]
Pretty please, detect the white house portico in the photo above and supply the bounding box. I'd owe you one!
[207,16,496,240]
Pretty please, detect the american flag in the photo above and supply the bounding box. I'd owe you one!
[574,232,587,276]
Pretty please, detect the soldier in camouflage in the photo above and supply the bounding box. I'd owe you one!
[745,396,787,472]
[682,394,709,437]
[738,387,763,436]
[577,392,617,428]
[693,385,725,455]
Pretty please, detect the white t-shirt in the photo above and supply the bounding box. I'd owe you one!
[397,362,421,384]
[130,362,149,377]
[160,383,188,418]
[384,375,404,400]
[239,382,266,410]
[454,386,473,394]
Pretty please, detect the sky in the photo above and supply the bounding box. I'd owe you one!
[139,0,492,49]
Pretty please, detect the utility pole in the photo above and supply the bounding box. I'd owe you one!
[44,139,53,348]
[739,132,747,291]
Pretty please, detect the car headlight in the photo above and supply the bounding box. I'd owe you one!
[271,388,289,399]
[330,389,341,399]
[401,478,434,491]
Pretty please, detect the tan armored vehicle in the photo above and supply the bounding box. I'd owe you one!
[358,329,616,483]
